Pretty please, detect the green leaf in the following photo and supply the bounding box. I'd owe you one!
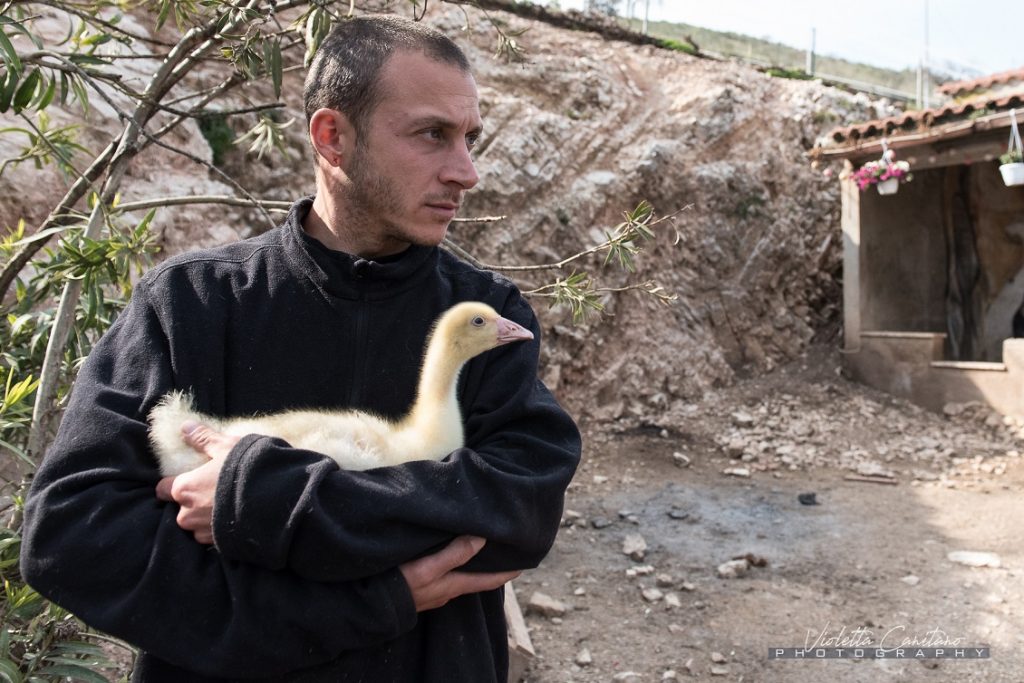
[69,75,89,115]
[36,74,56,110]
[0,70,19,113]
[0,29,22,74]
[49,641,108,658]
[0,625,11,657]
[0,438,32,467]
[9,225,73,247]
[156,0,172,31]
[8,313,34,336]
[0,658,23,683]
[32,665,109,683]
[12,68,40,112]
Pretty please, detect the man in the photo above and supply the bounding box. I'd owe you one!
[20,14,581,682]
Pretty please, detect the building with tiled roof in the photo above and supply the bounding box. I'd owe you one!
[814,67,1024,417]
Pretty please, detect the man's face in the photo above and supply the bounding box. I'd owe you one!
[341,50,482,256]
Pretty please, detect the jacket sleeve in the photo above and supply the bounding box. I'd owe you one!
[212,291,582,582]
[19,283,418,679]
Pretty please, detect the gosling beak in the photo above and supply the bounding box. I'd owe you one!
[496,316,534,345]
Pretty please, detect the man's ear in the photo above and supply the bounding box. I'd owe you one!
[309,108,355,168]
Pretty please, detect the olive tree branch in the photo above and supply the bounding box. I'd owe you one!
[26,0,273,456]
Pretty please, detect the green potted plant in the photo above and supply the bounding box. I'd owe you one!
[999,148,1024,186]
[999,108,1024,187]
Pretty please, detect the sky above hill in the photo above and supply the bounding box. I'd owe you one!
[551,0,1023,76]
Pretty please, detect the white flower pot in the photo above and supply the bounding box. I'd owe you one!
[999,162,1024,186]
[876,178,899,195]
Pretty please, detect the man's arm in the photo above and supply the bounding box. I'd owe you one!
[208,292,582,581]
[18,282,512,678]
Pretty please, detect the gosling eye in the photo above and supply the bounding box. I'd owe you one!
[471,316,486,327]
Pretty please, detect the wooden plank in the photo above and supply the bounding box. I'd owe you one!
[843,474,899,485]
[505,581,535,682]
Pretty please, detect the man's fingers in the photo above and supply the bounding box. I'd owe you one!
[155,476,174,501]
[413,536,486,581]
[446,569,522,596]
[181,421,215,454]
[180,421,240,462]
[413,569,521,612]
[400,537,519,612]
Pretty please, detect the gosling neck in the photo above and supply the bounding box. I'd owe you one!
[400,337,469,443]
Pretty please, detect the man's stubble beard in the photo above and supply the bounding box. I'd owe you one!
[342,142,408,243]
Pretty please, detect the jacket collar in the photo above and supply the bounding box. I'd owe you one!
[282,196,439,301]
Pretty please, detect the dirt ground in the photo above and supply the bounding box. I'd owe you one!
[516,346,1024,682]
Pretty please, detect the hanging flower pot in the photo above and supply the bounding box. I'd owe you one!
[877,177,899,195]
[999,109,1024,187]
[1000,161,1024,186]
[851,141,912,196]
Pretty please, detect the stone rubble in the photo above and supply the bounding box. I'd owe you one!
[622,533,648,561]
[526,592,569,619]
[947,551,1002,568]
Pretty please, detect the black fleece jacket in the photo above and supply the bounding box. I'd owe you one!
[20,198,581,682]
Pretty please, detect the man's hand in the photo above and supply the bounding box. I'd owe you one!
[400,536,520,612]
[155,421,241,545]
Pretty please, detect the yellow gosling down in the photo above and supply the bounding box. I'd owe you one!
[148,302,534,476]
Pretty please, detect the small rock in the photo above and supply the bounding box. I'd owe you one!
[723,467,751,478]
[656,573,675,587]
[943,402,965,417]
[947,551,1001,568]
[633,564,655,575]
[901,574,920,586]
[731,411,756,427]
[591,517,614,529]
[733,552,768,568]
[711,652,727,663]
[717,559,750,579]
[613,673,642,682]
[680,581,696,591]
[855,462,894,478]
[682,658,694,674]
[664,592,681,609]
[725,439,746,458]
[667,506,690,520]
[593,475,609,484]
[623,533,648,561]
[710,665,729,676]
[797,492,819,505]
[574,586,587,596]
[661,671,679,681]
[526,591,568,618]
[575,648,592,666]
[672,451,691,467]
[642,587,664,602]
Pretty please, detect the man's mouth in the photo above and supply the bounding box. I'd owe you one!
[425,201,460,220]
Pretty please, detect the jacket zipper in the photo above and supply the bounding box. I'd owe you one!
[347,294,370,408]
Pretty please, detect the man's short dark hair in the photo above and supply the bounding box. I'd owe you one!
[304,15,471,136]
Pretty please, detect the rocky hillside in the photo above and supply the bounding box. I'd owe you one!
[0,4,903,424]
[431,7,897,424]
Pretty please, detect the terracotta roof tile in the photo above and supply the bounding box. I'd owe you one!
[937,67,1024,96]
[825,91,1024,146]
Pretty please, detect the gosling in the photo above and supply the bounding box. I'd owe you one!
[149,302,534,476]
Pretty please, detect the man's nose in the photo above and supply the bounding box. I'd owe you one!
[441,143,479,190]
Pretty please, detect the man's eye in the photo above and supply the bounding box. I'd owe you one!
[422,128,443,141]
[466,133,480,149]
